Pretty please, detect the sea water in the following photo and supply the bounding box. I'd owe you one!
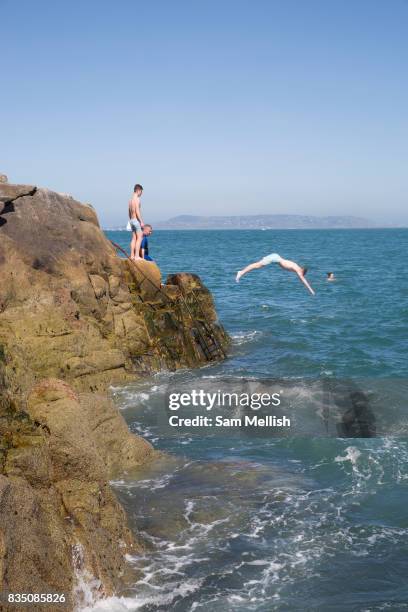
[85,229,408,611]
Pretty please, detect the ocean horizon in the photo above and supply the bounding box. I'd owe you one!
[103,225,408,231]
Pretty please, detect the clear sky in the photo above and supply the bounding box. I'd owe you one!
[2,0,408,226]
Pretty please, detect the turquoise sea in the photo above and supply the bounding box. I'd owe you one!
[89,229,408,611]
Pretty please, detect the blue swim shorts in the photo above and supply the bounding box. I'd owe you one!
[127,218,141,232]
[261,253,281,265]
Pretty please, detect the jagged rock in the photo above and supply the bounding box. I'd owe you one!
[0,378,147,609]
[0,474,73,608]
[125,258,162,301]
[0,183,228,393]
[0,183,36,203]
[0,181,229,609]
[89,274,107,299]
[0,465,138,609]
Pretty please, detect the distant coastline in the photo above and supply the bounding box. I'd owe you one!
[104,214,406,231]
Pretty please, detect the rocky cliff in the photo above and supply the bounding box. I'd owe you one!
[0,180,229,610]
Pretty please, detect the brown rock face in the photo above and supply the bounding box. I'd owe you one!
[0,389,138,610]
[0,185,228,392]
[0,183,229,609]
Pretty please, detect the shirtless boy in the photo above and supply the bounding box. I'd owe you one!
[236,253,315,295]
[128,184,145,260]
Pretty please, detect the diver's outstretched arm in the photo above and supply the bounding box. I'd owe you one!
[236,260,264,282]
[297,272,315,295]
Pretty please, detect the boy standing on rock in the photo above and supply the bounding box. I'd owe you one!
[128,184,144,260]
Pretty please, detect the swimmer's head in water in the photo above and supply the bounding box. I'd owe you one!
[327,272,335,279]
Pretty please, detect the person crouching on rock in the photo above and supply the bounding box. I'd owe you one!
[128,183,144,260]
[140,224,154,261]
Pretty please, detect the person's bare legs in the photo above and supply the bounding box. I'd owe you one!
[130,230,138,260]
[134,229,143,260]
[236,260,265,282]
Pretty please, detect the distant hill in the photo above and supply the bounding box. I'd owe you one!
[154,214,377,230]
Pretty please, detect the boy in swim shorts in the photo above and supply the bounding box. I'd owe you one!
[236,253,315,295]
[128,183,145,260]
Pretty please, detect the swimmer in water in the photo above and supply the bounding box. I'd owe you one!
[236,253,315,295]
[327,272,336,281]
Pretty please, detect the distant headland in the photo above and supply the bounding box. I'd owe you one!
[151,214,380,230]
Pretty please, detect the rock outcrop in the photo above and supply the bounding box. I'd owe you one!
[0,182,229,610]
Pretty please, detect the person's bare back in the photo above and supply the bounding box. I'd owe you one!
[129,192,141,220]
[278,257,303,274]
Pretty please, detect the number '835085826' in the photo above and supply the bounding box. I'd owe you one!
[2,592,67,605]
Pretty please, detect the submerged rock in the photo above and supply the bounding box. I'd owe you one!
[0,182,229,609]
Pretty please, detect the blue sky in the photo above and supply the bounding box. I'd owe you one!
[2,0,408,226]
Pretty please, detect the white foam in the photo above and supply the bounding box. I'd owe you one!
[335,446,361,465]
[72,543,103,611]
[81,578,202,611]
[231,330,262,345]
